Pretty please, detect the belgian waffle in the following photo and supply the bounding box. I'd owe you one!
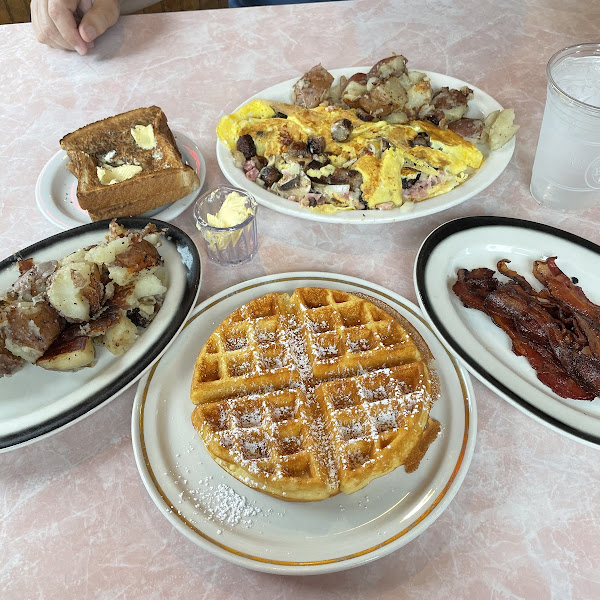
[190,287,439,501]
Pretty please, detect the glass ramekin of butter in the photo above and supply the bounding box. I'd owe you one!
[194,186,258,265]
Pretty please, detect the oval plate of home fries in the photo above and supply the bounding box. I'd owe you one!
[0,217,201,451]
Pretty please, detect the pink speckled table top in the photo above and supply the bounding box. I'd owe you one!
[2,0,600,597]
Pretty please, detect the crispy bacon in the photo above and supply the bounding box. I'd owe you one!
[510,336,594,400]
[533,257,600,358]
[452,267,498,311]
[497,259,537,295]
[453,258,600,400]
[490,299,593,399]
[484,285,600,397]
[483,285,554,348]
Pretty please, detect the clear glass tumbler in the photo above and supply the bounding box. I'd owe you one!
[530,43,600,212]
[194,186,258,265]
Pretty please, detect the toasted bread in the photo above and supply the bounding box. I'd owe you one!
[60,106,200,221]
[85,168,201,220]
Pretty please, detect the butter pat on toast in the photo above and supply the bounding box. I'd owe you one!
[60,106,200,221]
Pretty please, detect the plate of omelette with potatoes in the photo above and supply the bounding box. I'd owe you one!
[216,54,518,224]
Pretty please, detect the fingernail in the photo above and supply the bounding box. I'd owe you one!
[75,44,87,55]
[83,25,97,42]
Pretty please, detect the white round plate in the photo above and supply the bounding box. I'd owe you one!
[216,68,515,224]
[0,218,201,451]
[36,131,206,230]
[414,216,600,447]
[132,272,476,574]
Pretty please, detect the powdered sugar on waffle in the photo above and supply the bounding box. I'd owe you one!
[191,289,439,498]
[282,313,313,382]
[282,313,340,489]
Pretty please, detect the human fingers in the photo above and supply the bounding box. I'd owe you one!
[31,0,71,50]
[79,0,120,44]
[77,0,93,12]
[47,0,91,54]
[74,0,95,49]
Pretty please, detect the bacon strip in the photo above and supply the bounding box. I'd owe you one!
[533,257,600,358]
[485,285,600,398]
[452,268,498,312]
[453,260,600,400]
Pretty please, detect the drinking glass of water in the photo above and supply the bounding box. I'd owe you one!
[530,43,600,212]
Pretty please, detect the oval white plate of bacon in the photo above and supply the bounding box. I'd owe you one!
[415,215,600,447]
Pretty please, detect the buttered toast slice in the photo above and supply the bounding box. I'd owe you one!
[60,106,200,220]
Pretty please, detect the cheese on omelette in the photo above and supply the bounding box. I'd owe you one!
[217,99,483,211]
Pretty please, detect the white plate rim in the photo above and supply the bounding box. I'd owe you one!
[131,271,477,574]
[414,215,600,447]
[216,67,515,224]
[35,131,206,230]
[0,217,202,452]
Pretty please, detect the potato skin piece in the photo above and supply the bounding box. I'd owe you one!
[0,332,24,376]
[82,263,104,316]
[37,335,95,371]
[111,239,161,272]
[2,301,63,363]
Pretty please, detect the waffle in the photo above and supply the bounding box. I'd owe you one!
[190,287,438,501]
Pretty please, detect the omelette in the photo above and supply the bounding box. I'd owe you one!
[216,98,483,212]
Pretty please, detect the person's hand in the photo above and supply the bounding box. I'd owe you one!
[31,0,120,55]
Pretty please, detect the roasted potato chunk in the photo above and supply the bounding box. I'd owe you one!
[102,312,138,355]
[47,261,103,322]
[430,86,473,123]
[358,76,408,117]
[0,331,24,376]
[37,334,95,371]
[367,55,408,80]
[292,64,334,109]
[485,109,520,150]
[101,239,162,287]
[340,72,369,109]
[1,301,63,363]
[8,260,57,302]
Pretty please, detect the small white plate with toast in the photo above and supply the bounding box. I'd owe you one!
[132,272,476,574]
[35,132,206,230]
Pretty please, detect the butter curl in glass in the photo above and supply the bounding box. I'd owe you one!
[194,186,258,265]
